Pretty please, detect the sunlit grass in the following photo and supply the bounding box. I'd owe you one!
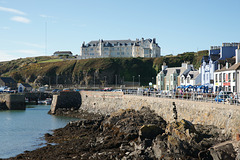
[38,59,63,63]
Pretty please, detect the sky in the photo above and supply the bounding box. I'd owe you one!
[0,0,240,62]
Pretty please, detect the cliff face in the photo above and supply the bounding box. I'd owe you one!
[0,50,208,86]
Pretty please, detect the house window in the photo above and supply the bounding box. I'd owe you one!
[233,73,236,82]
[174,76,176,81]
[219,73,222,82]
[187,77,190,83]
[228,73,231,82]
[215,74,218,82]
[181,77,184,83]
[223,73,225,82]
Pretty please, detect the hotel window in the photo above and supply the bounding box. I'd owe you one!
[174,76,176,81]
[215,74,218,82]
[223,73,225,82]
[117,52,120,55]
[233,73,236,82]
[90,48,93,51]
[219,73,222,82]
[121,52,124,55]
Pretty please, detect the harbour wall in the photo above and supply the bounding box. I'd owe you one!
[80,91,240,140]
[0,94,25,110]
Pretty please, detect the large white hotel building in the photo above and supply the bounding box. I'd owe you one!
[77,38,161,59]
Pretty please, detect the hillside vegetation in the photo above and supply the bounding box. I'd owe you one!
[0,50,208,86]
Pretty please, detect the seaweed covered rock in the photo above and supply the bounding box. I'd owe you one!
[9,107,235,160]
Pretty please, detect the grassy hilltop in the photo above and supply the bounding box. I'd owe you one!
[0,50,208,86]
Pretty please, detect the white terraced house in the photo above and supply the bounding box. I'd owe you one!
[78,38,161,59]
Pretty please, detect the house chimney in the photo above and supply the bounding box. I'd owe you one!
[162,62,167,70]
[236,44,240,64]
[218,63,221,70]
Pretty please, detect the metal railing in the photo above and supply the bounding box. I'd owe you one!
[123,90,240,106]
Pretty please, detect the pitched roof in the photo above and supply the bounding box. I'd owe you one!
[210,54,220,61]
[163,67,190,77]
[0,77,16,84]
[21,83,32,88]
[188,71,199,80]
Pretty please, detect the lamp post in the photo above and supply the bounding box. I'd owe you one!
[115,75,117,88]
[138,75,140,86]
[56,74,58,87]
[94,73,95,90]
[133,76,135,89]
[104,76,107,87]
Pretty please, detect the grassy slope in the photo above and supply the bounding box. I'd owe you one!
[0,50,208,85]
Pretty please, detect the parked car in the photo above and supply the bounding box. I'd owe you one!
[62,88,71,92]
[112,89,123,92]
[215,94,230,102]
[52,89,59,93]
[219,91,233,95]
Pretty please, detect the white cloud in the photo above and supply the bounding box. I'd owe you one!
[16,50,42,56]
[0,6,26,15]
[11,16,30,23]
[0,50,19,62]
[0,49,45,62]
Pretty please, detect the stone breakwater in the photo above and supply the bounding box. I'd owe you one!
[80,91,240,140]
[50,91,82,114]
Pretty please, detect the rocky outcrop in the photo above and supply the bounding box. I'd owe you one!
[9,107,239,160]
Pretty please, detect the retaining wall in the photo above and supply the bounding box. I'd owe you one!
[80,91,240,139]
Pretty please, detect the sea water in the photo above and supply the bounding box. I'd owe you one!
[0,105,78,158]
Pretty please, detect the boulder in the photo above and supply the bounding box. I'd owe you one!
[209,142,237,160]
[166,119,198,143]
[139,124,163,140]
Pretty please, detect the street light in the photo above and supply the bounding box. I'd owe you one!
[104,76,107,87]
[94,73,95,90]
[115,75,117,87]
[138,75,140,86]
[133,76,135,89]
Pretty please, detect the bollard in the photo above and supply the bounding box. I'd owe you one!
[172,102,177,122]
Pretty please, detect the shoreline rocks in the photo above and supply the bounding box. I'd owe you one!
[6,106,240,160]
